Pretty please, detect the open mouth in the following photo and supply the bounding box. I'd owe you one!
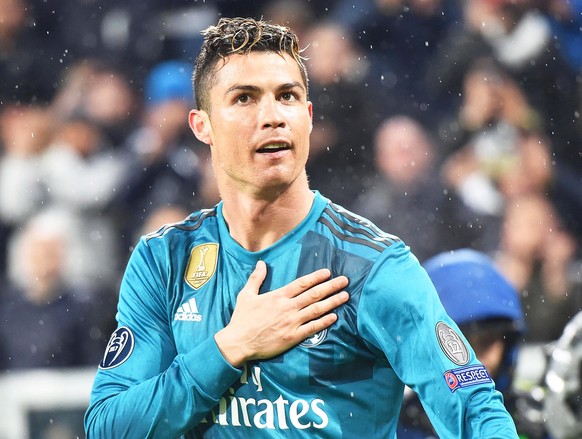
[257,143,290,153]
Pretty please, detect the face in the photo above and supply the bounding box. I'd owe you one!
[189,52,313,198]
[467,331,505,378]
[376,118,432,185]
[501,195,554,257]
[22,231,64,299]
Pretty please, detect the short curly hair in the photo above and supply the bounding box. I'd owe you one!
[193,17,308,111]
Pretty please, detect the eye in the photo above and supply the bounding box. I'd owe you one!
[236,94,250,104]
[280,92,297,102]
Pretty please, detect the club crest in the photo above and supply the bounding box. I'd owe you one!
[300,329,328,348]
[185,243,219,289]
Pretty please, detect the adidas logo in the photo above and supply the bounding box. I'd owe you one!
[174,297,203,322]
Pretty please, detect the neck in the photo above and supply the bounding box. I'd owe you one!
[220,176,314,252]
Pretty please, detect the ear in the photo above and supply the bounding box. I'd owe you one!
[307,101,313,133]
[189,109,212,145]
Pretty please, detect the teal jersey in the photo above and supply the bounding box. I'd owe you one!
[85,192,518,438]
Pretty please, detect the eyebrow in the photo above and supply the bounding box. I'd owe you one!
[225,84,260,95]
[279,81,305,92]
[225,81,305,96]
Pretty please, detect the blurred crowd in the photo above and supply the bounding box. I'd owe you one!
[0,0,581,422]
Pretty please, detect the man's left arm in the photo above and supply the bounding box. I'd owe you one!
[357,241,518,438]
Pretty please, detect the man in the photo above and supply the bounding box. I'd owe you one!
[85,17,518,438]
[0,210,106,370]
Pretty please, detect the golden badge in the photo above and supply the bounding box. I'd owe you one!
[185,243,219,290]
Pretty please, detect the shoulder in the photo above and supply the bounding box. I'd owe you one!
[318,200,401,256]
[142,207,218,244]
[129,208,220,266]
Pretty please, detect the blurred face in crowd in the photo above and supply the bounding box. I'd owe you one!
[55,119,102,157]
[466,331,506,377]
[189,51,313,199]
[20,228,65,302]
[375,116,433,186]
[304,24,354,85]
[0,0,26,39]
[501,194,555,259]
[84,71,135,126]
[0,106,53,156]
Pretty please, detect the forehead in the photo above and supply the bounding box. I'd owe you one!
[211,51,306,91]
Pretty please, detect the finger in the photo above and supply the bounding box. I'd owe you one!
[240,260,267,296]
[295,312,340,342]
[282,268,332,298]
[294,275,349,309]
[297,291,349,322]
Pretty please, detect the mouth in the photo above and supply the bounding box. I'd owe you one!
[256,142,291,153]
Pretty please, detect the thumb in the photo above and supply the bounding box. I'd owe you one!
[242,260,267,296]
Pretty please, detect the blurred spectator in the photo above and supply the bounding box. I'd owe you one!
[51,59,139,148]
[438,57,557,220]
[438,56,582,251]
[39,116,125,293]
[0,210,108,371]
[29,0,123,62]
[354,115,494,261]
[442,126,552,218]
[302,21,379,208]
[495,193,580,343]
[109,60,206,254]
[0,105,54,225]
[261,0,316,43]
[0,104,54,277]
[30,0,157,85]
[0,106,126,293]
[398,248,526,437]
[119,0,220,81]
[80,63,139,147]
[428,0,581,168]
[544,0,582,75]
[122,0,270,74]
[438,57,543,157]
[550,159,582,256]
[0,0,61,104]
[28,1,271,86]
[542,0,582,241]
[330,0,460,125]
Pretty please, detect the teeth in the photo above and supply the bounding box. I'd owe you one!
[261,143,287,150]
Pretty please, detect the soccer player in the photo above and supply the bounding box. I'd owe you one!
[85,17,519,438]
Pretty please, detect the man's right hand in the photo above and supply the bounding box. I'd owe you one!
[214,260,349,368]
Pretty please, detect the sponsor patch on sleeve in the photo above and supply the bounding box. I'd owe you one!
[444,365,492,392]
[99,326,135,370]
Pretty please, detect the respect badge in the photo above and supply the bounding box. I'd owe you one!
[444,365,492,392]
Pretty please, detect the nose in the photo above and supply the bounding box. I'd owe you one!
[260,97,286,129]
